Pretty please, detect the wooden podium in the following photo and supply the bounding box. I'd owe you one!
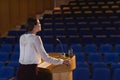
[38,53,76,80]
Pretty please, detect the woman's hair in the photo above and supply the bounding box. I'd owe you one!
[26,17,37,31]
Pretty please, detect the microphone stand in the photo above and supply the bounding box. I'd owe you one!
[56,38,66,58]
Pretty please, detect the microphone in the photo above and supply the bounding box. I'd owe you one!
[56,38,66,57]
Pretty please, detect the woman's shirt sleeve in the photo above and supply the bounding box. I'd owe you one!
[34,36,64,65]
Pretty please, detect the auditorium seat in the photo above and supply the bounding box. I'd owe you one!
[111,63,120,71]
[0,44,13,52]
[74,68,90,80]
[42,36,55,44]
[84,44,97,53]
[7,30,26,37]
[109,36,120,45]
[0,78,8,80]
[104,53,119,64]
[68,36,80,45]
[75,53,85,63]
[10,53,19,61]
[92,63,107,71]
[0,61,4,68]
[0,66,15,79]
[114,44,120,53]
[54,24,65,30]
[87,53,103,64]
[2,37,17,44]
[77,62,89,68]
[13,44,19,53]
[7,61,19,71]
[70,44,82,53]
[54,29,66,38]
[92,68,110,80]
[99,44,113,53]
[41,23,54,31]
[43,44,54,53]
[112,68,120,80]
[55,44,68,53]
[0,53,9,62]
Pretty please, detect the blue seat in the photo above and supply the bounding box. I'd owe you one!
[91,29,104,35]
[92,68,110,80]
[13,44,19,52]
[70,44,82,53]
[109,36,120,45]
[0,53,9,62]
[77,62,89,68]
[95,35,108,45]
[54,30,66,37]
[92,63,107,71]
[36,31,42,36]
[7,30,19,37]
[0,66,15,79]
[42,30,54,37]
[66,29,78,36]
[68,36,80,44]
[114,44,120,53]
[7,61,19,70]
[99,44,113,53]
[7,30,26,37]
[54,24,65,30]
[84,44,97,53]
[75,68,89,80]
[3,37,16,44]
[81,35,94,45]
[41,24,53,31]
[0,78,8,80]
[0,61,4,68]
[55,37,68,44]
[87,54,103,64]
[111,63,120,71]
[112,68,120,80]
[0,37,3,44]
[55,44,68,53]
[79,29,91,35]
[10,54,19,61]
[75,53,85,62]
[43,44,53,53]
[65,23,77,30]
[42,37,55,44]
[104,53,119,64]
[0,44,12,52]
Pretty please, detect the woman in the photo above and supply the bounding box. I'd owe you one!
[16,17,70,80]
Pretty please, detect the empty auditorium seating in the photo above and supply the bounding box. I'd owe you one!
[1,0,120,80]
[43,44,54,53]
[70,44,82,53]
[112,68,120,80]
[0,66,15,79]
[104,53,119,64]
[92,68,110,80]
[74,68,90,80]
[84,44,98,53]
[87,53,103,64]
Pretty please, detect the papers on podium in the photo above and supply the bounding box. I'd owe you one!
[38,62,51,68]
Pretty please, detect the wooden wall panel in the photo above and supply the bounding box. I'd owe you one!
[19,0,28,24]
[43,0,54,10]
[27,0,36,17]
[36,0,44,14]
[0,0,10,34]
[9,0,20,28]
[0,0,54,35]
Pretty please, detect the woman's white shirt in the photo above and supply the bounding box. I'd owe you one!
[19,33,63,65]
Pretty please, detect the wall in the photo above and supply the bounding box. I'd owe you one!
[0,0,54,35]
